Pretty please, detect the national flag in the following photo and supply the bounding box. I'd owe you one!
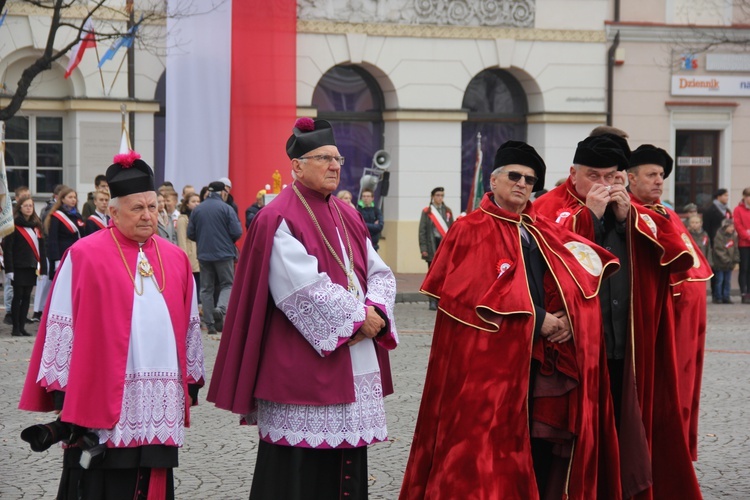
[98,15,142,68]
[0,122,15,238]
[64,18,97,79]
[0,9,8,30]
[165,0,297,227]
[466,132,484,213]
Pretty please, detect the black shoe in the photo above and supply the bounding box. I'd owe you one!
[213,308,224,332]
[11,327,30,337]
[33,311,42,321]
[3,314,12,325]
[25,317,34,324]
[207,327,218,335]
[722,298,733,304]
[712,298,722,304]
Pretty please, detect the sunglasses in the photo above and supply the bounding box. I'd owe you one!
[501,171,538,186]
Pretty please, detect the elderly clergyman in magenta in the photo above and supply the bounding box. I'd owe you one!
[208,118,399,499]
[19,152,205,499]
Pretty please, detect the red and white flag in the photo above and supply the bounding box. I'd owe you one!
[165,0,297,226]
[64,18,96,79]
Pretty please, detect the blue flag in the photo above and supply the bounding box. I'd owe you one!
[0,9,8,30]
[98,16,142,68]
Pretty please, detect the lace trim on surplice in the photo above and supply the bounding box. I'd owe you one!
[37,313,74,390]
[186,313,205,383]
[366,268,399,341]
[95,370,185,447]
[256,371,387,448]
[277,277,366,355]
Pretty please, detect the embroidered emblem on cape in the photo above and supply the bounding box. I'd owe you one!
[640,213,658,237]
[681,233,701,269]
[564,241,603,276]
[555,209,572,224]
[496,258,513,278]
[726,239,735,248]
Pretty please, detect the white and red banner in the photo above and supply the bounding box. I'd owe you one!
[165,0,297,225]
[64,18,96,79]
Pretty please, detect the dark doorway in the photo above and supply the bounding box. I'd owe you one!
[674,130,720,212]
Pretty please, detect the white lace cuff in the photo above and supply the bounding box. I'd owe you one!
[186,314,205,383]
[37,312,74,390]
[277,276,366,356]
[366,268,399,344]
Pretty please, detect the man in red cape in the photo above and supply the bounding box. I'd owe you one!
[626,145,707,499]
[534,132,654,498]
[400,141,621,499]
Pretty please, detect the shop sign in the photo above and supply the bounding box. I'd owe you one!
[671,75,750,96]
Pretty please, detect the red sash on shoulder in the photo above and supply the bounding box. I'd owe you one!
[52,211,80,235]
[18,227,41,262]
[89,216,106,230]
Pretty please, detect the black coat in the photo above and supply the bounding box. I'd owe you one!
[2,216,47,275]
[47,208,84,275]
[704,203,732,246]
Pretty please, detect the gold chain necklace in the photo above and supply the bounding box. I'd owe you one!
[292,183,359,298]
[110,229,166,295]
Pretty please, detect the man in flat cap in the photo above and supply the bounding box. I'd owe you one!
[19,151,205,499]
[401,141,622,499]
[207,118,398,499]
[187,180,242,334]
[626,145,708,498]
[418,186,454,310]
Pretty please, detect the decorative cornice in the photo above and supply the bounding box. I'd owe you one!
[7,3,165,24]
[526,112,607,124]
[665,101,738,108]
[605,22,750,44]
[0,97,160,113]
[298,20,605,43]
[382,109,468,121]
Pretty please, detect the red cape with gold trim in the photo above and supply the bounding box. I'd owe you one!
[665,205,712,461]
[627,197,702,500]
[533,177,596,240]
[399,194,621,500]
[534,178,656,497]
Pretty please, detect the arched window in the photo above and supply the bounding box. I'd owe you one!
[461,69,527,210]
[312,65,384,199]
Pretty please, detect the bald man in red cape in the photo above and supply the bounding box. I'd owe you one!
[400,141,621,500]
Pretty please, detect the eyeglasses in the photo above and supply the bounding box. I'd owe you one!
[501,171,538,186]
[299,155,345,166]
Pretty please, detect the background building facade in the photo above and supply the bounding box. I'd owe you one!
[2,0,748,272]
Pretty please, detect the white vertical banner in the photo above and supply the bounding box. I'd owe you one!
[0,121,15,238]
[165,0,232,191]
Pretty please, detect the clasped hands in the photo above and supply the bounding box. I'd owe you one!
[348,305,386,346]
[540,310,572,343]
[586,172,629,222]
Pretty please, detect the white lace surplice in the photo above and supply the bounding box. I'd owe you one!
[37,250,204,448]
[256,219,394,448]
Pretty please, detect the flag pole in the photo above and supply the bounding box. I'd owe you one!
[94,40,106,94]
[108,52,128,96]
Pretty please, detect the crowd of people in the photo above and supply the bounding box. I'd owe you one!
[7,118,748,499]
